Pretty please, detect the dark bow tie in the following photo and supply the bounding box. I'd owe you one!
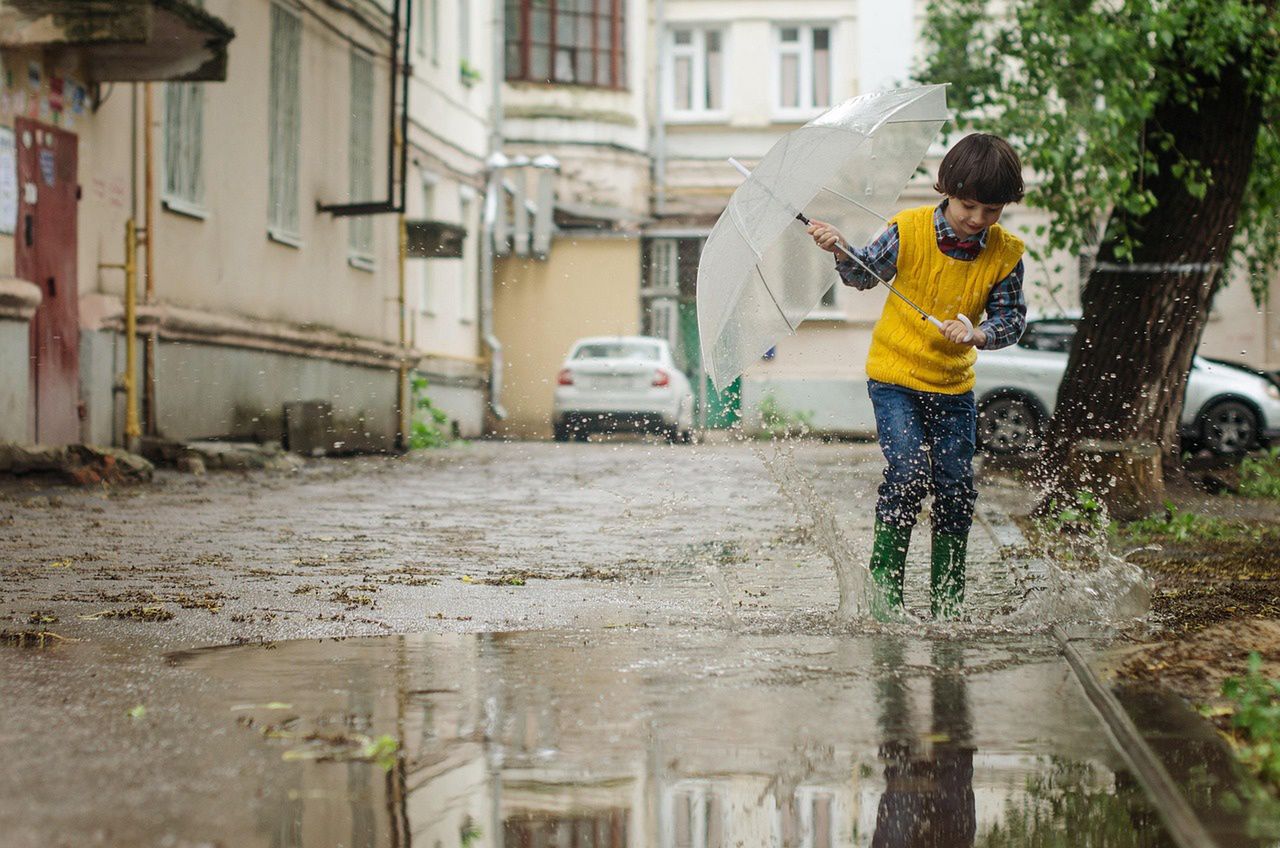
[938,235,981,255]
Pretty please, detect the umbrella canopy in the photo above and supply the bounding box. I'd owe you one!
[697,85,950,391]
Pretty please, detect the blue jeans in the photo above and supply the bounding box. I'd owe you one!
[868,380,977,536]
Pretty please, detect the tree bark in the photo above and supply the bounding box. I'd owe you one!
[1036,55,1264,506]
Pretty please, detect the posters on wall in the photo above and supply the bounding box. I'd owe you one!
[0,127,16,236]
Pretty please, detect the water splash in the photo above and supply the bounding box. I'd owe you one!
[752,438,873,622]
[999,549,1151,628]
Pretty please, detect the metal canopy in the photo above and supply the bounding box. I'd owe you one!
[0,0,236,82]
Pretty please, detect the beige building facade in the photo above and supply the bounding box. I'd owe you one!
[0,0,489,452]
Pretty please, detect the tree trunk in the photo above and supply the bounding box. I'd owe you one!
[1036,56,1264,506]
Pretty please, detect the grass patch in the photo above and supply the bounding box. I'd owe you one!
[1240,449,1280,500]
[1120,504,1241,543]
[1221,652,1280,787]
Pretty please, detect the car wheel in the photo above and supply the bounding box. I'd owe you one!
[1200,399,1258,455]
[553,420,571,442]
[978,395,1041,454]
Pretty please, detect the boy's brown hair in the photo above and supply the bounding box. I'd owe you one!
[933,133,1025,205]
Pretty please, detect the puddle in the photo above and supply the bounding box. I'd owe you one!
[171,629,1193,847]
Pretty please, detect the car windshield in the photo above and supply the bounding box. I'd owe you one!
[573,341,661,361]
[1018,320,1078,353]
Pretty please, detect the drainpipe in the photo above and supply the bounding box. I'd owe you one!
[652,0,666,218]
[397,214,410,450]
[480,154,508,422]
[480,0,508,422]
[123,220,141,451]
[142,82,158,437]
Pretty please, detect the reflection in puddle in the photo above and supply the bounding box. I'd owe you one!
[171,631,1177,847]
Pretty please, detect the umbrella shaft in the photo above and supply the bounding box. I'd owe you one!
[830,237,940,327]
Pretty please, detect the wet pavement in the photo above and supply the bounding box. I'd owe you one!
[0,439,1260,845]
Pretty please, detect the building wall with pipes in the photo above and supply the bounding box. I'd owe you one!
[404,0,491,438]
[83,0,404,450]
[0,0,494,450]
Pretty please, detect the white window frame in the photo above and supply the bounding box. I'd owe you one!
[430,0,441,66]
[773,23,834,121]
[268,2,303,246]
[419,173,438,316]
[662,781,727,848]
[458,0,471,65]
[162,81,206,218]
[348,48,376,271]
[665,25,728,122]
[458,185,476,324]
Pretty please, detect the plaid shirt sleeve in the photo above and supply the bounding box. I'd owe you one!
[834,224,899,290]
[977,258,1027,350]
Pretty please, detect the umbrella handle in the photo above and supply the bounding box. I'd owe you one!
[927,314,974,343]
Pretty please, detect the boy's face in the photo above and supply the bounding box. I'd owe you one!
[944,196,1006,238]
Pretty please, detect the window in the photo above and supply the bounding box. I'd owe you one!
[1018,319,1077,353]
[505,0,627,89]
[348,49,375,268]
[667,27,724,117]
[458,187,476,323]
[775,24,831,116]
[419,176,437,314]
[664,783,725,848]
[268,3,302,242]
[458,0,471,64]
[574,341,661,361]
[163,81,204,215]
[428,0,441,64]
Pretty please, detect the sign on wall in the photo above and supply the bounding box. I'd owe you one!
[0,127,15,235]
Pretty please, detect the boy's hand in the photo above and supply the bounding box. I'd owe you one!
[806,220,846,254]
[939,319,987,348]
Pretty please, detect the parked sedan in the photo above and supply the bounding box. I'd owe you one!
[973,317,1280,455]
[552,336,695,443]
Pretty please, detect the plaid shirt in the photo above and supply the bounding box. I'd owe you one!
[834,201,1026,350]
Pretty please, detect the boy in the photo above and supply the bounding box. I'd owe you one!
[807,133,1027,620]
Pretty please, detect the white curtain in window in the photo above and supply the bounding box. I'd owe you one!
[269,4,302,236]
[164,82,203,205]
[776,25,832,113]
[349,49,375,257]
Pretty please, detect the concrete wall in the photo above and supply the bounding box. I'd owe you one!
[493,237,643,437]
[0,319,29,440]
[81,330,398,450]
[1199,268,1280,370]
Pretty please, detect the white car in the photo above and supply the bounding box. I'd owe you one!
[974,317,1280,455]
[552,336,696,443]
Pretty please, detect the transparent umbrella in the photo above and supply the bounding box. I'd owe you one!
[697,85,951,391]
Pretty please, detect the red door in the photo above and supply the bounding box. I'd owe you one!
[15,118,79,445]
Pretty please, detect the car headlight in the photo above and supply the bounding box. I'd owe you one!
[1268,383,1280,402]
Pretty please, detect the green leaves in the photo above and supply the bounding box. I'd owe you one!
[1221,652,1280,786]
[917,0,1280,289]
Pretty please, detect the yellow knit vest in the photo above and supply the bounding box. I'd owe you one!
[865,205,1024,394]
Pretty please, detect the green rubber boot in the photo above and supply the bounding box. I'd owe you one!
[869,520,912,621]
[931,532,968,619]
